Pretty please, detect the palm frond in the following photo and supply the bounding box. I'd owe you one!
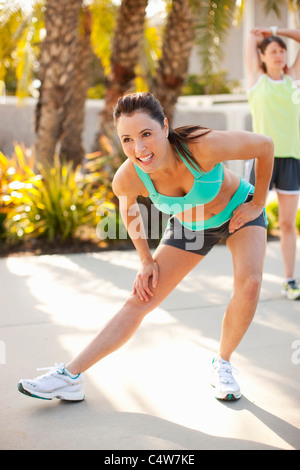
[262,0,284,18]
[194,0,236,75]
[90,0,117,75]
[0,0,45,96]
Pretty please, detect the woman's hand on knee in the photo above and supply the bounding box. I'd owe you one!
[133,259,159,302]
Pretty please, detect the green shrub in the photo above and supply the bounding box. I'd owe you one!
[87,83,106,99]
[265,200,279,232]
[296,208,300,233]
[182,72,239,96]
[0,144,38,242]
[0,146,117,245]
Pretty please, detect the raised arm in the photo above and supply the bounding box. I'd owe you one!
[247,27,300,79]
[245,28,264,88]
[276,28,300,78]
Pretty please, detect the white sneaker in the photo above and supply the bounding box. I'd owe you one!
[18,363,85,401]
[211,357,241,401]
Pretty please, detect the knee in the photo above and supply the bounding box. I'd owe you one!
[279,217,296,234]
[123,291,160,317]
[235,272,262,301]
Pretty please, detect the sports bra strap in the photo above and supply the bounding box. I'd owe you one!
[175,146,203,178]
[133,164,158,197]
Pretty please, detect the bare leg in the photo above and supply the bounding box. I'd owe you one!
[66,244,203,375]
[277,192,299,279]
[219,226,267,362]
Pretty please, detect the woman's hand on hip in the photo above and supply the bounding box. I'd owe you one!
[229,200,264,234]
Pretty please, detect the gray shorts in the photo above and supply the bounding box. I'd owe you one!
[161,195,268,256]
[245,157,300,194]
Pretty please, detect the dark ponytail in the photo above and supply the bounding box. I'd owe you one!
[168,126,211,172]
[114,92,212,172]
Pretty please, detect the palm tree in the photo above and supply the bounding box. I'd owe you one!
[60,7,92,165]
[35,0,83,164]
[93,0,149,150]
[151,0,195,123]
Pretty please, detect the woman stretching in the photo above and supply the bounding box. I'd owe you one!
[18,92,273,402]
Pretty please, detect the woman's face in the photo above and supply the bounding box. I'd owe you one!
[116,111,169,173]
[260,41,287,72]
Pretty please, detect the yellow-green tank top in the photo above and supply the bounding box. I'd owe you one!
[247,74,300,159]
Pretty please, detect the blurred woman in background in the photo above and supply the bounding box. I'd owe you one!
[246,26,300,300]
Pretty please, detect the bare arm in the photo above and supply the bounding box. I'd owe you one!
[191,130,274,232]
[112,163,158,301]
[276,28,300,78]
[204,130,274,205]
[277,28,300,42]
[245,29,264,88]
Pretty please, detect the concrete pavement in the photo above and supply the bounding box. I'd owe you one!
[0,239,300,450]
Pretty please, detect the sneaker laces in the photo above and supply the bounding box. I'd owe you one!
[215,362,239,384]
[36,363,65,377]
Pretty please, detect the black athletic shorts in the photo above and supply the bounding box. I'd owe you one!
[161,195,268,256]
[245,157,300,194]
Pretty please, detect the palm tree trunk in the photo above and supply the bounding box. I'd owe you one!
[35,0,83,163]
[151,0,195,123]
[60,7,92,165]
[93,0,148,150]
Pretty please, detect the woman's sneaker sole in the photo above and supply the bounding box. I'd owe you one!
[18,363,85,401]
[18,382,85,401]
[211,385,241,401]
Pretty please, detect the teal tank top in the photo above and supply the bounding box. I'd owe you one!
[134,152,224,214]
[134,150,254,230]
